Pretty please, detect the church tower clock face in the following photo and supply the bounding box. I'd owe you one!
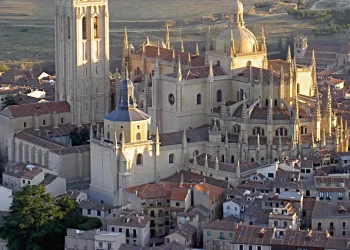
[168,94,175,105]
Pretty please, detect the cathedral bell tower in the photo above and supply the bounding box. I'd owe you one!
[55,0,110,125]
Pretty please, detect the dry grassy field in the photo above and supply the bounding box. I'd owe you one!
[0,0,342,67]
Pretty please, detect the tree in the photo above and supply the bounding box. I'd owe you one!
[0,186,101,250]
[0,185,64,250]
[1,94,16,110]
[0,64,9,73]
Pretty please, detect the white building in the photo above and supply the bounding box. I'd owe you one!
[64,228,125,250]
[2,162,66,196]
[223,200,240,219]
[0,186,12,211]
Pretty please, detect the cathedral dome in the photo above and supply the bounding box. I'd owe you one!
[216,27,258,54]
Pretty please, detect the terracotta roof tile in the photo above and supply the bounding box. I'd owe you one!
[5,101,70,118]
[170,189,189,201]
[194,183,225,199]
[166,65,227,80]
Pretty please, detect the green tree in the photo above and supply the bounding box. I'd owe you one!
[1,94,16,110]
[0,64,9,73]
[0,185,64,250]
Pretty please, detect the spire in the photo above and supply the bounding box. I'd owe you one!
[326,83,332,115]
[180,40,184,53]
[321,128,326,147]
[257,133,260,151]
[311,50,317,96]
[172,49,176,59]
[249,63,253,83]
[242,94,248,120]
[165,24,170,49]
[196,43,200,56]
[206,27,211,52]
[230,29,236,56]
[287,45,292,62]
[269,65,274,94]
[142,43,145,53]
[177,55,182,82]
[121,130,125,147]
[114,132,118,148]
[156,126,160,144]
[294,93,299,123]
[182,129,187,148]
[145,36,150,45]
[204,154,208,170]
[90,124,94,140]
[236,160,241,179]
[187,52,191,65]
[96,123,100,139]
[157,45,160,56]
[215,156,219,171]
[121,27,129,75]
[261,27,267,52]
[267,95,273,121]
[225,131,229,148]
[209,61,214,77]
[118,66,137,109]
[315,89,321,120]
[100,128,104,145]
[180,173,184,187]
[280,65,284,102]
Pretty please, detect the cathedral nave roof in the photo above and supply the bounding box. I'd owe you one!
[233,66,288,86]
[159,125,209,146]
[135,45,205,67]
[165,65,227,80]
[195,153,261,173]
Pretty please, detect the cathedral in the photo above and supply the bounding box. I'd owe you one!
[84,0,349,205]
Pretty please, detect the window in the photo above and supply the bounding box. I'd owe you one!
[274,221,278,226]
[258,247,262,250]
[93,16,99,38]
[207,231,211,236]
[87,209,91,215]
[169,153,174,164]
[119,228,122,232]
[253,127,265,136]
[251,157,254,162]
[274,99,277,107]
[22,180,25,184]
[197,93,201,105]
[67,16,70,39]
[61,117,64,123]
[97,210,101,216]
[239,245,243,250]
[176,202,180,207]
[229,232,233,237]
[111,227,115,232]
[301,126,308,135]
[249,246,253,250]
[42,120,46,126]
[24,122,26,128]
[266,99,268,106]
[108,243,112,249]
[343,222,346,228]
[268,173,274,178]
[318,222,322,230]
[107,132,110,140]
[99,242,103,248]
[227,206,230,209]
[220,232,224,239]
[233,124,240,134]
[82,17,87,39]
[231,155,234,163]
[136,133,141,141]
[119,133,123,141]
[221,155,225,162]
[168,93,175,105]
[276,127,288,136]
[216,90,222,102]
[136,154,143,165]
[193,150,199,157]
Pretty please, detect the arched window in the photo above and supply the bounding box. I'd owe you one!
[274,99,277,107]
[136,154,143,165]
[221,155,225,163]
[139,101,144,109]
[233,124,241,134]
[276,127,288,136]
[251,157,254,162]
[217,60,220,66]
[231,155,235,163]
[217,90,222,102]
[136,133,141,141]
[197,94,201,105]
[193,150,199,157]
[301,126,308,135]
[93,16,99,38]
[169,154,174,164]
[107,132,110,140]
[67,17,71,39]
[240,89,244,101]
[82,17,87,40]
[253,127,265,136]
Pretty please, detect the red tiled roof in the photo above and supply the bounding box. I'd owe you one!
[5,101,70,118]
[303,197,316,210]
[170,189,189,201]
[194,183,225,199]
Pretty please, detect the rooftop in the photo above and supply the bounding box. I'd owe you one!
[4,162,42,179]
